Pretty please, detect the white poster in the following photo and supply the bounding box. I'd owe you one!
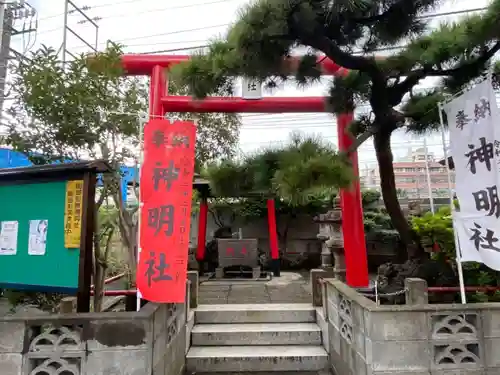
[453,213,500,271]
[28,219,48,256]
[0,221,19,255]
[443,78,500,216]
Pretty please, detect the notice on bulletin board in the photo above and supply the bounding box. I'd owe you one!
[0,221,18,255]
[64,180,84,248]
[28,220,48,256]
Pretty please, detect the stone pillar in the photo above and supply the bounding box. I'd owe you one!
[58,297,77,313]
[187,271,199,308]
[314,209,345,281]
[405,278,429,305]
[320,241,333,269]
[310,268,333,306]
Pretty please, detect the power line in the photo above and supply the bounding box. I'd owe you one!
[38,0,239,22]
[36,6,488,49]
[64,7,490,56]
[97,24,227,44]
[102,38,208,49]
[85,0,238,23]
[239,137,446,151]
[39,23,227,47]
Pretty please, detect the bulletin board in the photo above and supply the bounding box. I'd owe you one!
[0,180,81,292]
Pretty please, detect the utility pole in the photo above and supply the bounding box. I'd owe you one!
[0,1,36,115]
[0,3,12,116]
[423,137,435,213]
[61,0,99,64]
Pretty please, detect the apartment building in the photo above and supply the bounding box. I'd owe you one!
[361,147,455,199]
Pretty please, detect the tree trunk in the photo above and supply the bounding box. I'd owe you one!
[92,222,116,312]
[278,214,292,257]
[373,131,426,260]
[93,260,104,312]
[112,191,137,281]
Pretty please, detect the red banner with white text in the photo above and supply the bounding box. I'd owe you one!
[137,119,196,303]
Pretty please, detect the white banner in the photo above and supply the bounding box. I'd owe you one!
[444,76,500,271]
[453,212,500,270]
[444,78,500,216]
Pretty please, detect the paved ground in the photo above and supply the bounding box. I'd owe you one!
[199,272,312,304]
[0,272,314,313]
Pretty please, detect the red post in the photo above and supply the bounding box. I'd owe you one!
[138,65,167,304]
[196,198,208,261]
[337,113,369,287]
[266,198,280,276]
[149,65,167,117]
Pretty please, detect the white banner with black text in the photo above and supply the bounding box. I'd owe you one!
[443,76,500,270]
[453,212,500,271]
[444,77,500,216]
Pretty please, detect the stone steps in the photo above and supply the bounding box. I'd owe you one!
[194,303,316,324]
[191,323,322,346]
[186,372,330,375]
[186,304,328,373]
[186,345,328,373]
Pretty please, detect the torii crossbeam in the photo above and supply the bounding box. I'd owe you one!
[120,53,369,287]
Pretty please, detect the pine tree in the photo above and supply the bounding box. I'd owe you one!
[173,0,500,258]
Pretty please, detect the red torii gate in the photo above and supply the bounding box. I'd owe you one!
[120,54,369,287]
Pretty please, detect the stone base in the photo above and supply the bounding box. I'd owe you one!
[215,268,224,279]
[215,267,261,279]
[271,258,280,277]
[252,267,261,279]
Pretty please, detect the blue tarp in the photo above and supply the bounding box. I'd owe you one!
[0,148,135,203]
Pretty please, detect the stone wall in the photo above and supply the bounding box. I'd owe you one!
[188,210,401,270]
[189,212,322,267]
[0,276,198,375]
[316,277,500,375]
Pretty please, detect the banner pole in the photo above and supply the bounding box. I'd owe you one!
[423,137,434,214]
[439,102,467,304]
[136,113,147,311]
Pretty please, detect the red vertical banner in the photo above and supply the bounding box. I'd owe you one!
[137,119,197,303]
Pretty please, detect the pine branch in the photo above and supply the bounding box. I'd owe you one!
[390,41,500,104]
[346,130,374,156]
[302,35,377,73]
[350,0,426,26]
[387,64,433,106]
[425,41,500,77]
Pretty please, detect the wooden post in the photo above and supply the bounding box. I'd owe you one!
[77,172,96,313]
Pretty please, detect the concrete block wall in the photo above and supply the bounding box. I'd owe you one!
[0,276,198,375]
[320,278,500,375]
[188,211,322,259]
[151,303,187,375]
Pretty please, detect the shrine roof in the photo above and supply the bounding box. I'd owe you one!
[0,160,113,183]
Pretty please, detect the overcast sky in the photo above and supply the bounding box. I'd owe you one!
[15,0,492,171]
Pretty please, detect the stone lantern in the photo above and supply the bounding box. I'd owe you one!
[314,207,345,281]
